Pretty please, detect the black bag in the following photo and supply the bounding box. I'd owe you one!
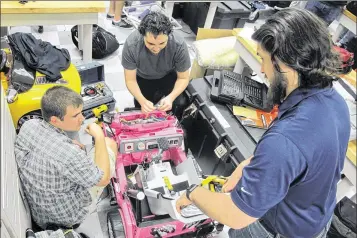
[346,1,357,16]
[71,24,119,59]
[327,215,356,238]
[334,197,357,233]
[264,1,291,8]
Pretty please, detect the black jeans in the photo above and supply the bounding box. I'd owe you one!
[134,71,188,119]
[229,216,333,238]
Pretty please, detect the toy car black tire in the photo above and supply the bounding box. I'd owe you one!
[17,110,42,131]
[107,209,125,238]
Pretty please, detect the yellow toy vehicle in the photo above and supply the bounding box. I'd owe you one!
[0,48,81,130]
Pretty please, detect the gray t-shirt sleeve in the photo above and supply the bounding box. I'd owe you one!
[121,40,137,70]
[174,42,191,72]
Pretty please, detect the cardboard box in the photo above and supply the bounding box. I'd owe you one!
[189,28,237,80]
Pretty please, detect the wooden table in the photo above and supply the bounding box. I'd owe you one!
[233,28,357,202]
[0,1,105,63]
[333,9,356,42]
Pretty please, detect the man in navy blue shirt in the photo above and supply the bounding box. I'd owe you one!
[176,8,350,238]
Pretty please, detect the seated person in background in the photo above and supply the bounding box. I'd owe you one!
[14,86,117,229]
[122,11,191,118]
[107,0,133,28]
[305,1,346,25]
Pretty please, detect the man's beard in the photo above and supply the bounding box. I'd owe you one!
[266,71,288,108]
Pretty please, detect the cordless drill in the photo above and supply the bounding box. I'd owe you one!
[85,104,108,121]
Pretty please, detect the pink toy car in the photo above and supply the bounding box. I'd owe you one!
[103,110,222,238]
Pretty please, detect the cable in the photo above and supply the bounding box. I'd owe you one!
[104,121,117,140]
[96,192,110,205]
[197,135,207,160]
[83,86,98,97]
[179,28,192,34]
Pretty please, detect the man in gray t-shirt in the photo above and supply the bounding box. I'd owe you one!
[121,11,191,118]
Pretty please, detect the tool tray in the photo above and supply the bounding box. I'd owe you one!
[76,62,116,117]
[210,70,271,111]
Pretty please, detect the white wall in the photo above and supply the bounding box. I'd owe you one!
[1,84,32,237]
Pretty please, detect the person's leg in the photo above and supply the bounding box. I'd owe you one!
[112,1,133,28]
[107,0,115,18]
[133,75,158,108]
[228,220,274,238]
[319,4,342,26]
[339,31,356,46]
[305,2,328,23]
[314,215,333,238]
[305,1,342,26]
[104,137,118,177]
[38,26,43,34]
[157,71,188,119]
[88,138,118,212]
[172,94,188,120]
[305,1,319,13]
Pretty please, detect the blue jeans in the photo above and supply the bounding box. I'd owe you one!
[228,217,333,238]
[305,1,343,25]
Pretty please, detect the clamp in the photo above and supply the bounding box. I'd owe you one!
[200,175,227,192]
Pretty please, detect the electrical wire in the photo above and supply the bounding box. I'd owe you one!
[83,86,98,97]
[179,28,193,34]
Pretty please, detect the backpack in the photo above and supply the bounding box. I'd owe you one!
[344,37,357,71]
[333,46,354,74]
[328,197,357,238]
[334,197,357,234]
[71,24,119,59]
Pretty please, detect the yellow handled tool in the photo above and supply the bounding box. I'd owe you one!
[201,175,227,187]
[163,176,173,191]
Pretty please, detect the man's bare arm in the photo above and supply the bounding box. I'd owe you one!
[168,70,190,101]
[124,69,146,103]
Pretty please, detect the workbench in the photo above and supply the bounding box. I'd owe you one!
[0,1,105,64]
[184,76,264,176]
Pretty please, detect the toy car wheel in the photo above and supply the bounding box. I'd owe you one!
[107,209,125,238]
[17,111,42,130]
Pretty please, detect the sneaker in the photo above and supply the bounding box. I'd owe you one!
[107,13,127,20]
[106,14,114,19]
[38,26,43,34]
[112,19,133,29]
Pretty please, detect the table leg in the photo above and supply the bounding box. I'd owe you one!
[204,2,218,28]
[233,56,246,74]
[165,2,175,18]
[333,24,345,43]
[78,25,84,51]
[82,24,93,63]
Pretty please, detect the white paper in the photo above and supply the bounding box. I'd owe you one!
[238,27,255,40]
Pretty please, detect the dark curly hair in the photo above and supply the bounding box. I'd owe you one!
[252,8,342,88]
[138,11,173,37]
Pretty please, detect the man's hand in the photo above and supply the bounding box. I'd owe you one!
[222,156,253,193]
[72,140,85,150]
[158,95,174,112]
[139,99,156,114]
[85,123,104,139]
[176,192,193,214]
[222,175,240,193]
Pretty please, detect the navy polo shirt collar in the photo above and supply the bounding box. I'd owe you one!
[278,87,332,119]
